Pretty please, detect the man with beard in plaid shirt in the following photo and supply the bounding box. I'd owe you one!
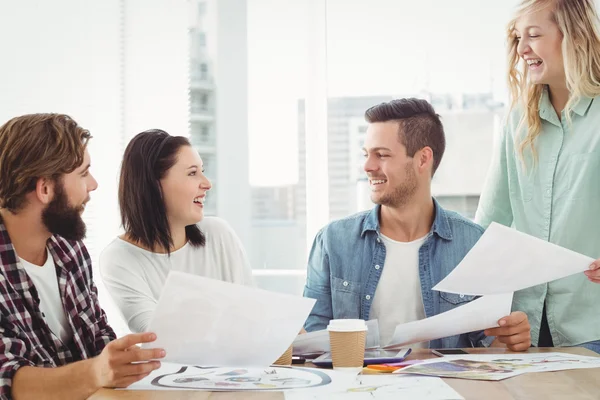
[0,114,166,399]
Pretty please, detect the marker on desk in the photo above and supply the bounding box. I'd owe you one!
[291,356,306,364]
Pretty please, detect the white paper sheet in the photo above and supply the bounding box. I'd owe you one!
[285,375,464,400]
[126,362,357,392]
[384,293,513,348]
[433,222,595,295]
[142,271,316,367]
[293,320,380,355]
[394,352,600,381]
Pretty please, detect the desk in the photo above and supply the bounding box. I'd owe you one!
[90,347,600,400]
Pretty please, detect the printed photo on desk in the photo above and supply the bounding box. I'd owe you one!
[126,363,339,391]
[395,353,600,381]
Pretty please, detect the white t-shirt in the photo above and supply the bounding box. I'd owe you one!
[370,233,427,347]
[100,217,254,333]
[20,249,74,344]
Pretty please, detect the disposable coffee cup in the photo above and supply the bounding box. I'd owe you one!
[273,344,293,366]
[327,319,368,372]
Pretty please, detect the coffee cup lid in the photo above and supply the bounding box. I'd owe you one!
[327,319,368,332]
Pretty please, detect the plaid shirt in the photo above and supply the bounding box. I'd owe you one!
[0,219,116,398]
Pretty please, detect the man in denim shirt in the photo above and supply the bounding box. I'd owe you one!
[303,98,531,351]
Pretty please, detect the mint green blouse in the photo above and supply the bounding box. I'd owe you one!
[476,87,600,347]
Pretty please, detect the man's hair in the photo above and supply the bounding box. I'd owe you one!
[364,98,445,175]
[119,129,205,255]
[0,113,91,212]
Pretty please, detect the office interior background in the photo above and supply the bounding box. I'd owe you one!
[0,0,547,336]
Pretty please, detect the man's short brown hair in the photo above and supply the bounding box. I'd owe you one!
[365,98,445,175]
[0,113,91,212]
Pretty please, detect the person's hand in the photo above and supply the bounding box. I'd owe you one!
[92,332,165,388]
[299,327,307,335]
[484,311,531,352]
[584,258,600,284]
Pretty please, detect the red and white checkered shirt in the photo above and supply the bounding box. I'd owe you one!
[0,218,116,398]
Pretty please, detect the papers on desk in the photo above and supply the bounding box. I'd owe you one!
[142,271,316,367]
[433,222,595,296]
[293,319,380,355]
[284,375,464,400]
[126,363,356,392]
[394,352,600,381]
[126,362,465,400]
[383,293,513,348]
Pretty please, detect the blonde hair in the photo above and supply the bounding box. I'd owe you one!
[506,0,600,164]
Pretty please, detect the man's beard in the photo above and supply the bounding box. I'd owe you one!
[42,182,87,241]
[371,162,418,208]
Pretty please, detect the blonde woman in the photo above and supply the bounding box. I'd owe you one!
[476,0,600,353]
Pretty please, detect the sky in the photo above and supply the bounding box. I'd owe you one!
[246,0,520,185]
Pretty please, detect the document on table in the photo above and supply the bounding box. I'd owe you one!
[126,362,357,392]
[293,319,380,355]
[383,293,513,349]
[285,375,464,400]
[394,352,600,381]
[433,222,595,296]
[127,362,465,400]
[143,271,316,367]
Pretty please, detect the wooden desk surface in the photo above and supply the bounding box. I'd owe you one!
[90,347,600,400]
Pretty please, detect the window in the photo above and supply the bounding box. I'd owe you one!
[190,61,211,83]
[191,122,214,147]
[190,91,211,114]
[1,0,524,319]
[325,0,516,226]
[0,0,192,336]
[197,32,206,47]
[198,152,215,180]
[200,63,208,80]
[197,1,206,16]
[248,0,309,294]
[201,124,210,140]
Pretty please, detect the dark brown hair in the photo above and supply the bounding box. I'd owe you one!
[365,98,445,175]
[119,129,205,255]
[0,113,91,212]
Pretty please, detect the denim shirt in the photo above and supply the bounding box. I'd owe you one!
[303,199,493,349]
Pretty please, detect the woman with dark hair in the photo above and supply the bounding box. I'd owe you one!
[100,129,253,333]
